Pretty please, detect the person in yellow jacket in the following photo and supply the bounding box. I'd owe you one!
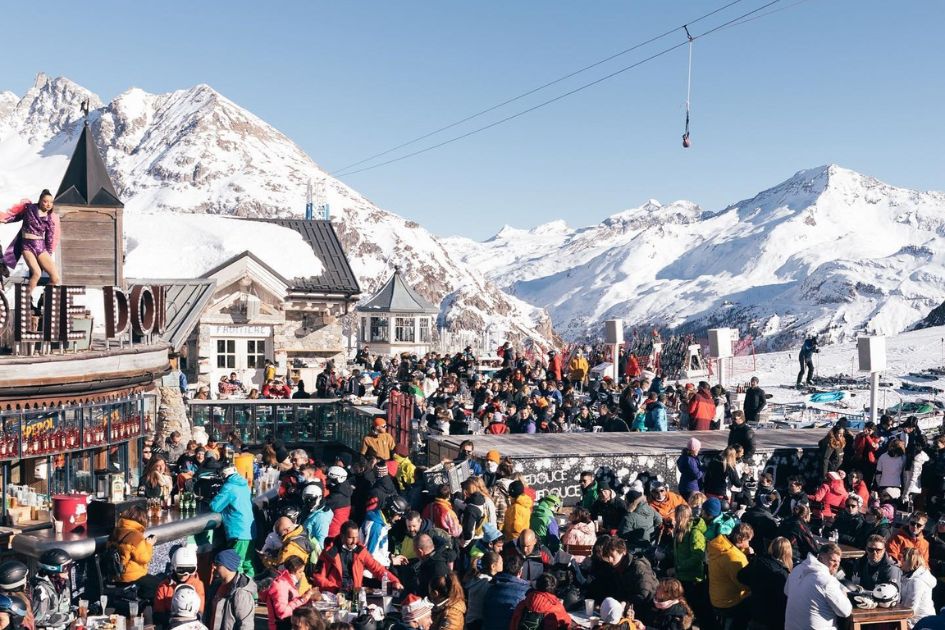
[262,517,313,592]
[109,506,160,598]
[502,480,534,541]
[393,445,416,491]
[707,522,753,627]
[568,353,589,386]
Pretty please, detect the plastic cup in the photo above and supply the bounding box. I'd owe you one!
[78,600,88,621]
[382,596,392,613]
[54,520,63,534]
[584,599,595,616]
[128,602,139,618]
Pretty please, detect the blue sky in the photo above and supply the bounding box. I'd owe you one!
[1,2,942,239]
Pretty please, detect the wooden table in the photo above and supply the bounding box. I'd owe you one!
[815,537,866,560]
[846,604,913,629]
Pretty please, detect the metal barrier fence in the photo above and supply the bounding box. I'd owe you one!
[186,400,389,453]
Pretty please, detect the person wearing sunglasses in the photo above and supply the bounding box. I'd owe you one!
[852,534,902,592]
[888,510,931,567]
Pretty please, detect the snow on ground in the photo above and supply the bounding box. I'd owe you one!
[745,324,945,411]
[123,213,323,280]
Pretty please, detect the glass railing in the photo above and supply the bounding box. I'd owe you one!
[186,400,386,452]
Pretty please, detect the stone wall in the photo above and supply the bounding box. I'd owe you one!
[153,385,192,445]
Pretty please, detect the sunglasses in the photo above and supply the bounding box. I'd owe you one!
[867,547,885,552]
[910,521,925,527]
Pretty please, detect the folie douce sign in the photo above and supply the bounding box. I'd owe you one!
[0,284,166,345]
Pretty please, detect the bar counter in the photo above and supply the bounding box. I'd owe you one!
[11,506,222,560]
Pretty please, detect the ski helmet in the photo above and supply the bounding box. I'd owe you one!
[872,583,900,608]
[172,546,198,575]
[0,561,27,591]
[38,549,73,575]
[301,482,324,510]
[327,466,348,484]
[0,594,27,618]
[384,495,409,519]
[171,584,202,618]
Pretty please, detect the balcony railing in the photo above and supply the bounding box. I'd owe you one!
[186,399,388,453]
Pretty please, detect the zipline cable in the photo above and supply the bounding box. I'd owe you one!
[333,0,781,178]
[328,0,749,175]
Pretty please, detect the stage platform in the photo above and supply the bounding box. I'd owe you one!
[427,428,826,505]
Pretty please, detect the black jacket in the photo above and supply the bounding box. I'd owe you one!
[741,506,779,555]
[412,549,450,597]
[827,510,865,547]
[325,480,352,511]
[587,556,658,624]
[603,416,630,433]
[777,517,817,565]
[591,497,629,533]
[728,422,756,460]
[856,553,902,591]
[737,555,788,630]
[743,386,767,422]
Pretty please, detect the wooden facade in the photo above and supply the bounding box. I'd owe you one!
[58,205,124,287]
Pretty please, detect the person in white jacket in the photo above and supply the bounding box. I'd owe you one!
[901,548,936,628]
[784,543,853,630]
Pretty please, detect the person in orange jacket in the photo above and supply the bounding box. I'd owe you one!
[888,511,930,566]
[648,481,687,527]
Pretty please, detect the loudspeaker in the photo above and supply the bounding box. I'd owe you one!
[604,319,623,344]
[857,336,886,372]
[708,328,736,358]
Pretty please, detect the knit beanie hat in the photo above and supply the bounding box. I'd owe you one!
[214,549,240,572]
[704,497,722,518]
[486,450,501,463]
[509,480,525,498]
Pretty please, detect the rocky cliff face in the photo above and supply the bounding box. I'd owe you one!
[0,73,553,349]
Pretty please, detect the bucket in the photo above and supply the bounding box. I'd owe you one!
[234,452,254,486]
[52,494,89,532]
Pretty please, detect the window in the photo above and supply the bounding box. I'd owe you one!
[361,318,367,341]
[246,339,266,368]
[419,317,430,342]
[216,339,236,369]
[370,317,389,342]
[395,317,415,342]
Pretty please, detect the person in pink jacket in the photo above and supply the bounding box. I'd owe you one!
[264,557,316,630]
[560,507,597,562]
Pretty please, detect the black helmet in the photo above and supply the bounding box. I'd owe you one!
[38,549,73,575]
[384,495,409,518]
[0,594,27,617]
[0,561,28,591]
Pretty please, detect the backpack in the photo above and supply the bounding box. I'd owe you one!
[102,530,139,581]
[517,610,547,630]
[288,534,320,576]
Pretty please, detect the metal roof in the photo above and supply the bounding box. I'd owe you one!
[128,278,216,351]
[55,122,123,207]
[253,219,360,295]
[358,268,439,314]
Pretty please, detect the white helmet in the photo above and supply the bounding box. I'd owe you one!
[171,584,202,618]
[172,545,198,572]
[872,583,900,607]
[327,466,348,484]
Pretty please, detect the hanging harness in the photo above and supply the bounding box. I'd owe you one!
[683,26,694,148]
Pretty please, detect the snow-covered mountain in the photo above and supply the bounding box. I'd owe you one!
[446,166,945,349]
[0,73,553,347]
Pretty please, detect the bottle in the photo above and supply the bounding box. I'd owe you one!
[381,573,389,595]
[357,587,367,611]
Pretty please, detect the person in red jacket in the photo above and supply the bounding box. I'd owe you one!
[853,422,881,485]
[808,471,849,522]
[484,410,510,435]
[311,521,402,593]
[509,573,572,629]
[548,350,563,382]
[688,382,716,431]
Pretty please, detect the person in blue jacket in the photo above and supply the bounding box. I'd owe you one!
[482,551,530,630]
[644,392,668,432]
[209,465,256,576]
[301,481,333,551]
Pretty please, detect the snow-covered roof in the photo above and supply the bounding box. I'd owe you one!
[358,268,438,314]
